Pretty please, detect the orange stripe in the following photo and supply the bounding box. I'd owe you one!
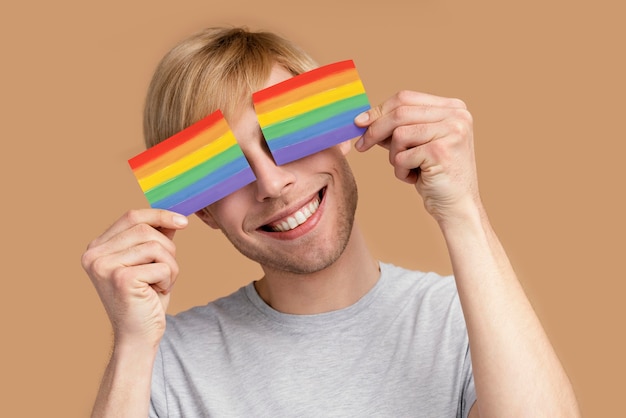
[253,68,360,115]
[132,118,230,179]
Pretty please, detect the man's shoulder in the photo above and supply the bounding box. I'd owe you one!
[379,261,467,338]
[378,262,462,319]
[380,261,457,297]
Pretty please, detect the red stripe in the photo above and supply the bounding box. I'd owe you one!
[252,60,356,104]
[128,109,225,170]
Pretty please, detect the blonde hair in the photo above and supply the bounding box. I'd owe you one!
[143,26,318,148]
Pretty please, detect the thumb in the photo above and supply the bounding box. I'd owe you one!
[354,104,386,152]
[354,104,383,128]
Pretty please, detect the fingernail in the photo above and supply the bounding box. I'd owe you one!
[355,137,364,151]
[355,112,369,124]
[173,214,188,227]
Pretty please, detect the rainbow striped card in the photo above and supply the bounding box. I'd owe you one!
[252,60,370,165]
[128,110,255,216]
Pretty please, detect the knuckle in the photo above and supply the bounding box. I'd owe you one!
[84,238,98,252]
[90,256,110,277]
[451,120,465,136]
[169,262,180,280]
[394,124,413,140]
[450,97,468,109]
[392,151,403,167]
[449,113,472,137]
[457,108,473,124]
[125,209,144,225]
[110,267,130,290]
[391,147,410,168]
[153,235,176,255]
[396,90,415,103]
[155,263,176,289]
[134,222,155,237]
[431,142,450,160]
[394,105,413,122]
[80,250,94,270]
[394,165,411,182]
[152,263,168,281]
[144,239,162,253]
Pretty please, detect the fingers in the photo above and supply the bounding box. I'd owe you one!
[354,90,468,152]
[96,243,180,294]
[365,112,470,181]
[84,237,180,290]
[89,209,188,249]
[94,222,178,261]
[357,90,465,125]
[81,209,186,293]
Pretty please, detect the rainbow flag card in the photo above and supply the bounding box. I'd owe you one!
[128,109,255,216]
[252,60,371,165]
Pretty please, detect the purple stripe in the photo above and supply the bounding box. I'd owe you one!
[271,124,366,166]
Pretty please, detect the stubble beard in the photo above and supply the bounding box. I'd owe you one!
[223,159,358,275]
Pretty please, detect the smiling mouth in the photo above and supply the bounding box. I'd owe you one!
[261,188,325,232]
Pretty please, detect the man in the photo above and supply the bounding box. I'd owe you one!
[82,27,580,417]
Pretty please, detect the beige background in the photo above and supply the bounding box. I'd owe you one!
[2,0,624,416]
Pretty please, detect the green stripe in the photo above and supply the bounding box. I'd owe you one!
[145,144,244,203]
[263,94,369,140]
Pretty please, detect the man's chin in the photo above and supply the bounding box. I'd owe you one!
[255,249,345,276]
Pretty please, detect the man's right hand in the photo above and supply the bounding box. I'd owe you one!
[81,209,188,350]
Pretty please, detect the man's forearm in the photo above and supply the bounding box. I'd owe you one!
[439,205,580,417]
[91,343,157,418]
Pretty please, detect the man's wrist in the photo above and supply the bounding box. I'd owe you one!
[111,335,161,368]
[434,197,487,234]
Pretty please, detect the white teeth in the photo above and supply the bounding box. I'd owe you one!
[295,211,306,224]
[267,195,321,232]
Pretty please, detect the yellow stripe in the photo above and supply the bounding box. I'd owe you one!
[254,69,360,115]
[137,130,238,191]
[132,119,230,179]
[256,80,366,127]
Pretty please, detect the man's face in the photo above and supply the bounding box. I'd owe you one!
[196,65,359,275]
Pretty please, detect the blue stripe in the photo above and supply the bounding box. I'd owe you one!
[151,156,251,209]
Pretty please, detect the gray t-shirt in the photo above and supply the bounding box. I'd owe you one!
[150,262,476,417]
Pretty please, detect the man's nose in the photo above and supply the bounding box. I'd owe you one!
[248,142,296,202]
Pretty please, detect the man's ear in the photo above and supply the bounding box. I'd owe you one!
[195,207,220,229]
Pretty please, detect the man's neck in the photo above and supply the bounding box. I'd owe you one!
[254,224,380,315]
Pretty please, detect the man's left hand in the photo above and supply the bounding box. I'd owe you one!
[354,90,481,223]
